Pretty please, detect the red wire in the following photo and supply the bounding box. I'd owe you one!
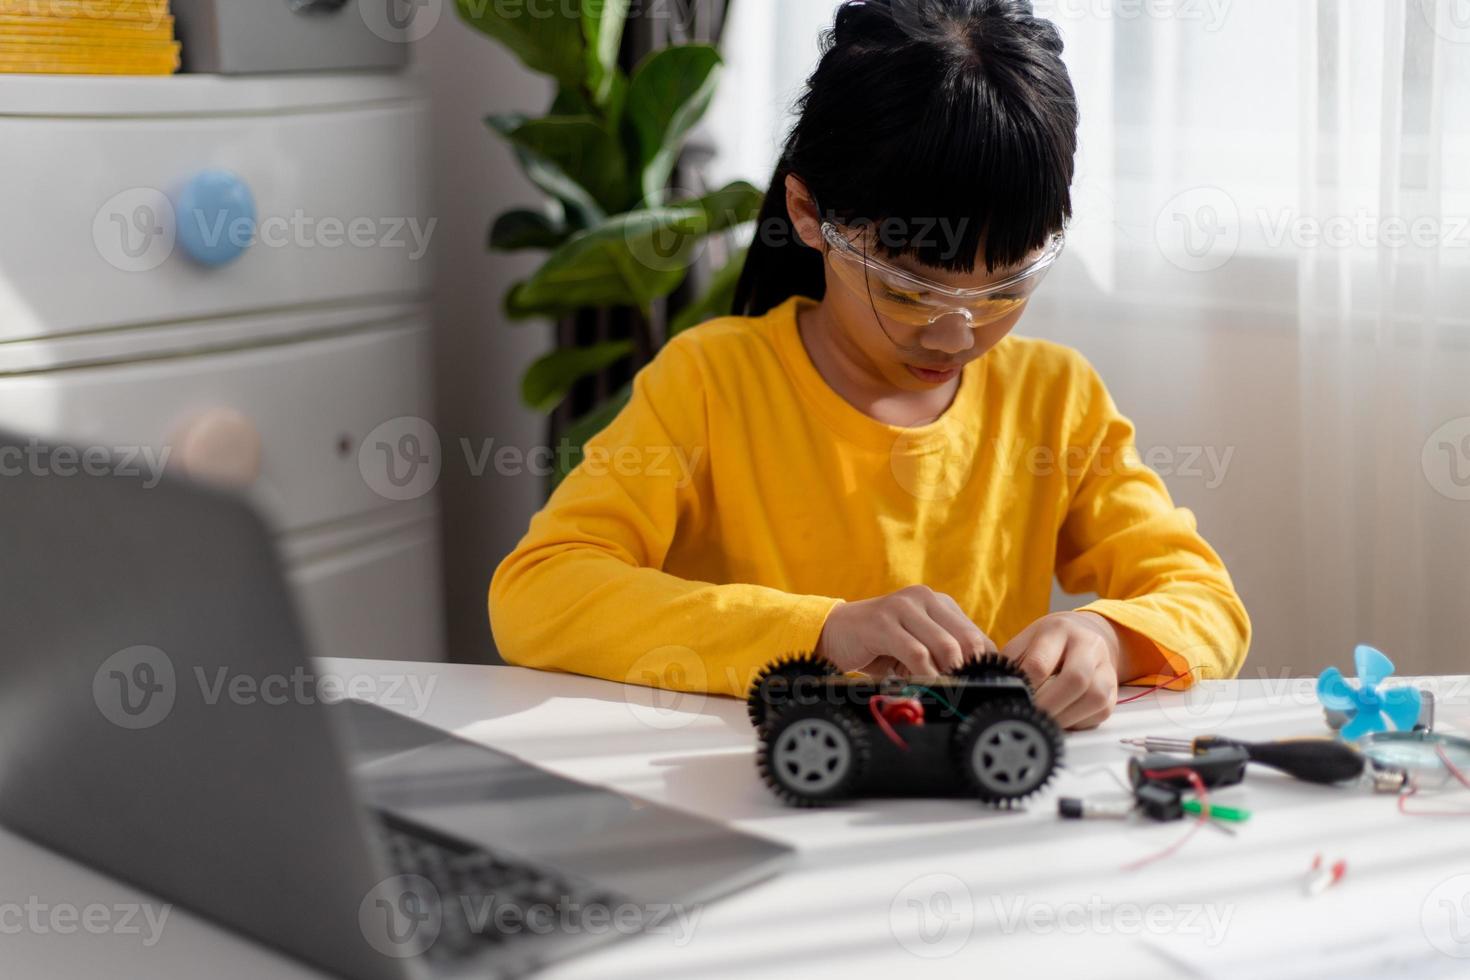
[869,696,910,751]
[1397,744,1470,816]
[1122,768,1210,871]
[1116,666,1206,706]
[1394,779,1470,816]
[1439,743,1470,790]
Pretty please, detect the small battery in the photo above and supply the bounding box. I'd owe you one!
[1127,746,1249,790]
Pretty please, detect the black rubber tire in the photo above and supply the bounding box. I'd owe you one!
[952,699,1062,806]
[949,652,1032,692]
[757,703,869,807]
[746,652,840,730]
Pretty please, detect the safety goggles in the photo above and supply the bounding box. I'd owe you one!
[821,220,1065,328]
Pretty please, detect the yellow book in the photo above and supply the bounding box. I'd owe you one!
[0,13,174,40]
[0,59,178,74]
[0,0,169,25]
[0,41,179,73]
[0,35,177,53]
[0,41,178,58]
[0,0,177,74]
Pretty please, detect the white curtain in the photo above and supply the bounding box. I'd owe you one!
[1290,1,1470,670]
[707,1,1470,675]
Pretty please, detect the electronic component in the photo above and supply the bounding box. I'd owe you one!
[1317,645,1422,738]
[1134,781,1184,822]
[1182,799,1249,823]
[1304,854,1348,896]
[1127,746,1248,790]
[1058,796,1133,820]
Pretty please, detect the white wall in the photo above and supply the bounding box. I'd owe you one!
[418,18,554,663]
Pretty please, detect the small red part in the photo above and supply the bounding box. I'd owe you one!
[879,697,925,726]
[869,696,925,751]
[1305,853,1348,895]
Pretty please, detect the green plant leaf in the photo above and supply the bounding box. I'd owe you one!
[455,0,587,90]
[490,114,629,217]
[521,339,633,413]
[487,113,606,230]
[582,0,629,108]
[553,382,634,487]
[550,76,627,126]
[601,70,629,130]
[505,206,710,319]
[626,45,723,202]
[686,180,764,234]
[489,209,567,251]
[549,85,593,117]
[671,246,748,336]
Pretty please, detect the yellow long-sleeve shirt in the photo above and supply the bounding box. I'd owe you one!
[490,296,1250,698]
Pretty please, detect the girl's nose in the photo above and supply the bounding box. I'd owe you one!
[920,311,977,355]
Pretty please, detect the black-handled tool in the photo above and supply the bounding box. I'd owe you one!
[1121,735,1366,785]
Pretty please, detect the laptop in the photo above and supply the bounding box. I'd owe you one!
[0,433,791,978]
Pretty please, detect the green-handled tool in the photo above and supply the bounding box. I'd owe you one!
[1120,735,1366,785]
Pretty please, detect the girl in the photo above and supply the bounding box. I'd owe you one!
[490,0,1249,730]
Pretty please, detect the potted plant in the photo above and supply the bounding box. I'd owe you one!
[457,0,758,478]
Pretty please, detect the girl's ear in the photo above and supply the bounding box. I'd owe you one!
[785,174,825,251]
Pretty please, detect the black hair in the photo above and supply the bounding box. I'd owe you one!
[733,0,1079,317]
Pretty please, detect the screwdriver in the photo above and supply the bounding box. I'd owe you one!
[1119,735,1366,785]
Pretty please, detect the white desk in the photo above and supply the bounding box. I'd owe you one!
[8,662,1470,979]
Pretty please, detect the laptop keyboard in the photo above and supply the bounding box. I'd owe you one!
[375,811,631,963]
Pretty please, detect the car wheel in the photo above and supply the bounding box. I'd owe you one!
[948,652,1031,690]
[757,703,869,806]
[746,652,840,730]
[953,700,1062,805]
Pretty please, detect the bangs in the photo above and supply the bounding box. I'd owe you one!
[811,15,1077,275]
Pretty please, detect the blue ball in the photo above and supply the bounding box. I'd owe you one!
[176,171,256,267]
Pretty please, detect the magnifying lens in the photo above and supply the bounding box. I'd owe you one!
[1356,730,1470,788]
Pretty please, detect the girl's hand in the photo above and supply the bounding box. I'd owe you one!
[1000,611,1122,730]
[816,586,998,679]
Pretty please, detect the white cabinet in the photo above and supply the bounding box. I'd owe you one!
[0,74,431,339]
[0,73,444,663]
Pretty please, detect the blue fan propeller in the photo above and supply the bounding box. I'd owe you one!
[1316,645,1422,740]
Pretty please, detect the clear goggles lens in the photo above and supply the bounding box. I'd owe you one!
[822,222,1064,327]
